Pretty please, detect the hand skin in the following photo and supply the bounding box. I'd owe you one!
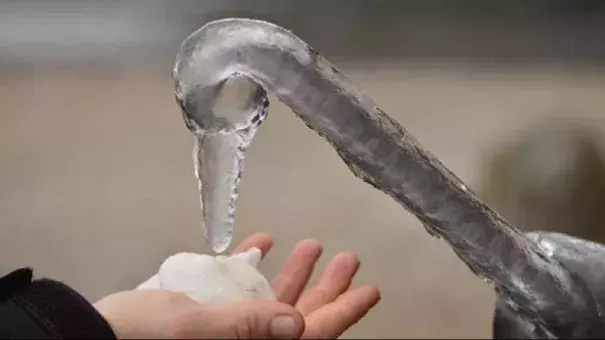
[94,233,381,339]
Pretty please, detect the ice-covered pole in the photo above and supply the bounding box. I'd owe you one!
[172,18,605,338]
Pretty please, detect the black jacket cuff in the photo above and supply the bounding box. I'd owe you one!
[0,267,117,339]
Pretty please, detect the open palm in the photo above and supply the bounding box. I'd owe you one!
[232,233,381,339]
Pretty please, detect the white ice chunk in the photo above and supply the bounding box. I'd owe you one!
[136,247,275,305]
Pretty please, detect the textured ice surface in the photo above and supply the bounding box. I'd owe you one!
[185,74,268,253]
[494,232,605,338]
[172,18,605,337]
[137,247,275,304]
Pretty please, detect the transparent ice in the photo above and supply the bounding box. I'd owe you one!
[185,74,268,253]
[172,18,605,338]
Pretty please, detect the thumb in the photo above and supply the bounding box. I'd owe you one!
[186,300,305,339]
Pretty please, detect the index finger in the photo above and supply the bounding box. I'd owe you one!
[230,232,274,258]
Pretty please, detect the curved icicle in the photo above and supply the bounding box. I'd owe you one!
[172,18,605,337]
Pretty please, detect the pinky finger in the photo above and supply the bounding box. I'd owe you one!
[302,285,381,339]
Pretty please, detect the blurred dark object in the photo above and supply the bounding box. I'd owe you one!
[493,232,605,339]
[480,119,605,243]
[1,0,605,67]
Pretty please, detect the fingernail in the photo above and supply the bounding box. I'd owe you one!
[270,315,298,339]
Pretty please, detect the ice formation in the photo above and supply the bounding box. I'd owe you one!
[137,247,275,305]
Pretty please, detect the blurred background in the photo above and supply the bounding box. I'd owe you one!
[1,0,605,338]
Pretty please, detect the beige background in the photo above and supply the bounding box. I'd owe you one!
[1,63,604,338]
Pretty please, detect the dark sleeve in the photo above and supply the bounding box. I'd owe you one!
[0,267,117,339]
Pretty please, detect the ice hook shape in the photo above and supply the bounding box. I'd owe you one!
[172,18,605,338]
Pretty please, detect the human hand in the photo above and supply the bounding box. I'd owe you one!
[94,233,380,339]
[94,288,302,339]
[233,233,381,339]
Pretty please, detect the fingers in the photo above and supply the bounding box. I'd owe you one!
[183,300,305,339]
[296,252,359,316]
[271,239,323,305]
[231,232,273,258]
[302,285,381,339]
